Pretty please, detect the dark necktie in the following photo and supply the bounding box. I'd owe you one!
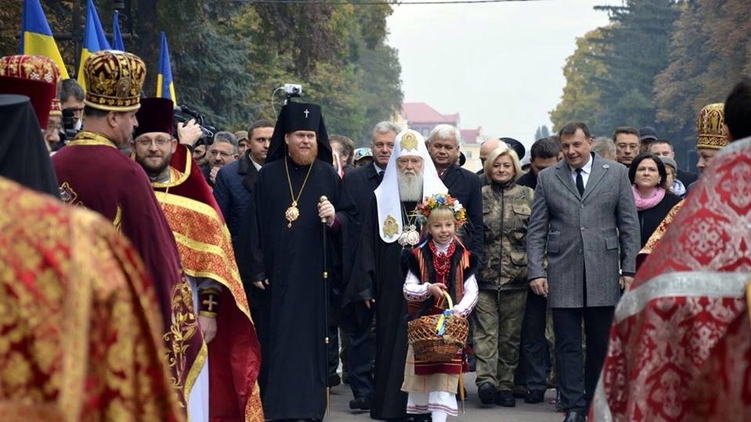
[376,171,384,182]
[575,168,585,196]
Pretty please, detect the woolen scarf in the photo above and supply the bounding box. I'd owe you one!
[632,184,666,210]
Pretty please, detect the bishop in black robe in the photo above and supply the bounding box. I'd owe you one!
[243,102,355,421]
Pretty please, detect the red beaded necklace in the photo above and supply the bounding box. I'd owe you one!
[429,239,455,280]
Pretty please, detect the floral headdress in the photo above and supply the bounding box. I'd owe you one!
[415,193,467,226]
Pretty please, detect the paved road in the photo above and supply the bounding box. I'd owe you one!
[324,373,564,422]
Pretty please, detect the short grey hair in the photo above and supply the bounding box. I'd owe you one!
[214,131,238,153]
[428,124,460,145]
[372,121,401,139]
[592,136,616,158]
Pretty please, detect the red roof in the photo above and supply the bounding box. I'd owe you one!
[401,102,459,124]
[461,129,479,143]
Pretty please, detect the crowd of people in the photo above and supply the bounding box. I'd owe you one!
[0,48,750,422]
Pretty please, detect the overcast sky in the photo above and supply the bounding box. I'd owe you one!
[387,0,619,148]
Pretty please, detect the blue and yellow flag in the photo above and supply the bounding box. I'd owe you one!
[156,32,176,104]
[111,10,125,51]
[77,0,111,86]
[19,0,69,79]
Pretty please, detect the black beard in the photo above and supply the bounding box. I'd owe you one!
[135,155,170,180]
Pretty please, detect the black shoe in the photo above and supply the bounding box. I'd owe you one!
[477,382,496,405]
[349,397,371,410]
[524,389,545,404]
[555,389,564,412]
[562,410,586,422]
[412,415,432,422]
[495,390,516,407]
[512,384,527,398]
[328,373,341,387]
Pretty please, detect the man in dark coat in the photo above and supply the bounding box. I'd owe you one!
[341,121,400,411]
[215,119,274,243]
[426,124,483,260]
[241,101,355,421]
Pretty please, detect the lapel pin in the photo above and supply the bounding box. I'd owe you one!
[603,164,610,169]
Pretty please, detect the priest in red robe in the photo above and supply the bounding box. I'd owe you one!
[51,51,204,415]
[592,99,751,421]
[0,174,184,422]
[132,98,263,422]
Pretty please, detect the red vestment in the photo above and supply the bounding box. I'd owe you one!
[0,176,183,422]
[51,131,205,412]
[154,145,263,422]
[686,285,751,422]
[592,138,751,421]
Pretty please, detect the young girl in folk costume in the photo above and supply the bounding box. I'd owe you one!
[402,194,479,422]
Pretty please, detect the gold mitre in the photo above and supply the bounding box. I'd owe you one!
[83,50,146,112]
[695,103,727,150]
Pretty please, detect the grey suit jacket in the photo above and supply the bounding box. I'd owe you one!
[526,153,639,308]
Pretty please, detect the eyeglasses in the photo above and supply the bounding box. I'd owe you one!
[209,149,234,157]
[135,138,172,147]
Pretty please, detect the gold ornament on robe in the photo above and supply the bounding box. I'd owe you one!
[383,214,399,238]
[285,201,300,228]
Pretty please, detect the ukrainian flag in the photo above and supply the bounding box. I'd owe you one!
[156,32,176,104]
[111,10,125,51]
[77,0,111,86]
[19,0,69,78]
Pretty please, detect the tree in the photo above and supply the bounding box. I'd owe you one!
[533,125,551,141]
[654,0,751,163]
[550,28,608,133]
[0,0,404,138]
[591,0,681,135]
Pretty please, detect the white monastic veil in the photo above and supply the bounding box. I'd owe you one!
[375,129,447,243]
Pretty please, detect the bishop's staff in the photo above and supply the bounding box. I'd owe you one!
[319,195,331,416]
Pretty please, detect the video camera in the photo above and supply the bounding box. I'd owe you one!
[173,104,216,148]
[61,108,78,139]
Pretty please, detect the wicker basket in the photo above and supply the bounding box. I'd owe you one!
[407,291,469,362]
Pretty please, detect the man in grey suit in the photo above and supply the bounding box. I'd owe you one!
[526,122,639,422]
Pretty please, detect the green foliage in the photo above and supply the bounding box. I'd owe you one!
[549,29,608,133]
[0,0,403,139]
[654,0,751,157]
[590,0,681,136]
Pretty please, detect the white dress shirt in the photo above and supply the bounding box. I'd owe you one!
[569,153,594,189]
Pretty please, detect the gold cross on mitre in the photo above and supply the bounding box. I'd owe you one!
[202,295,218,312]
[400,131,418,151]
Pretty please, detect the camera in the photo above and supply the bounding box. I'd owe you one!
[62,108,79,140]
[284,84,303,97]
[173,104,216,148]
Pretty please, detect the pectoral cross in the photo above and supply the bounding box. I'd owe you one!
[202,295,218,312]
[304,109,310,118]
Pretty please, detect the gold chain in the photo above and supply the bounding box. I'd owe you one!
[284,158,315,228]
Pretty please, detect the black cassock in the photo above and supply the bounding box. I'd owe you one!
[345,199,418,421]
[247,156,354,421]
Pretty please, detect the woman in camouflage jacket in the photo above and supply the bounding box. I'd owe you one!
[473,144,534,408]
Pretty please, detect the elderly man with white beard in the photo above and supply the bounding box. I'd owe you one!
[344,129,448,422]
